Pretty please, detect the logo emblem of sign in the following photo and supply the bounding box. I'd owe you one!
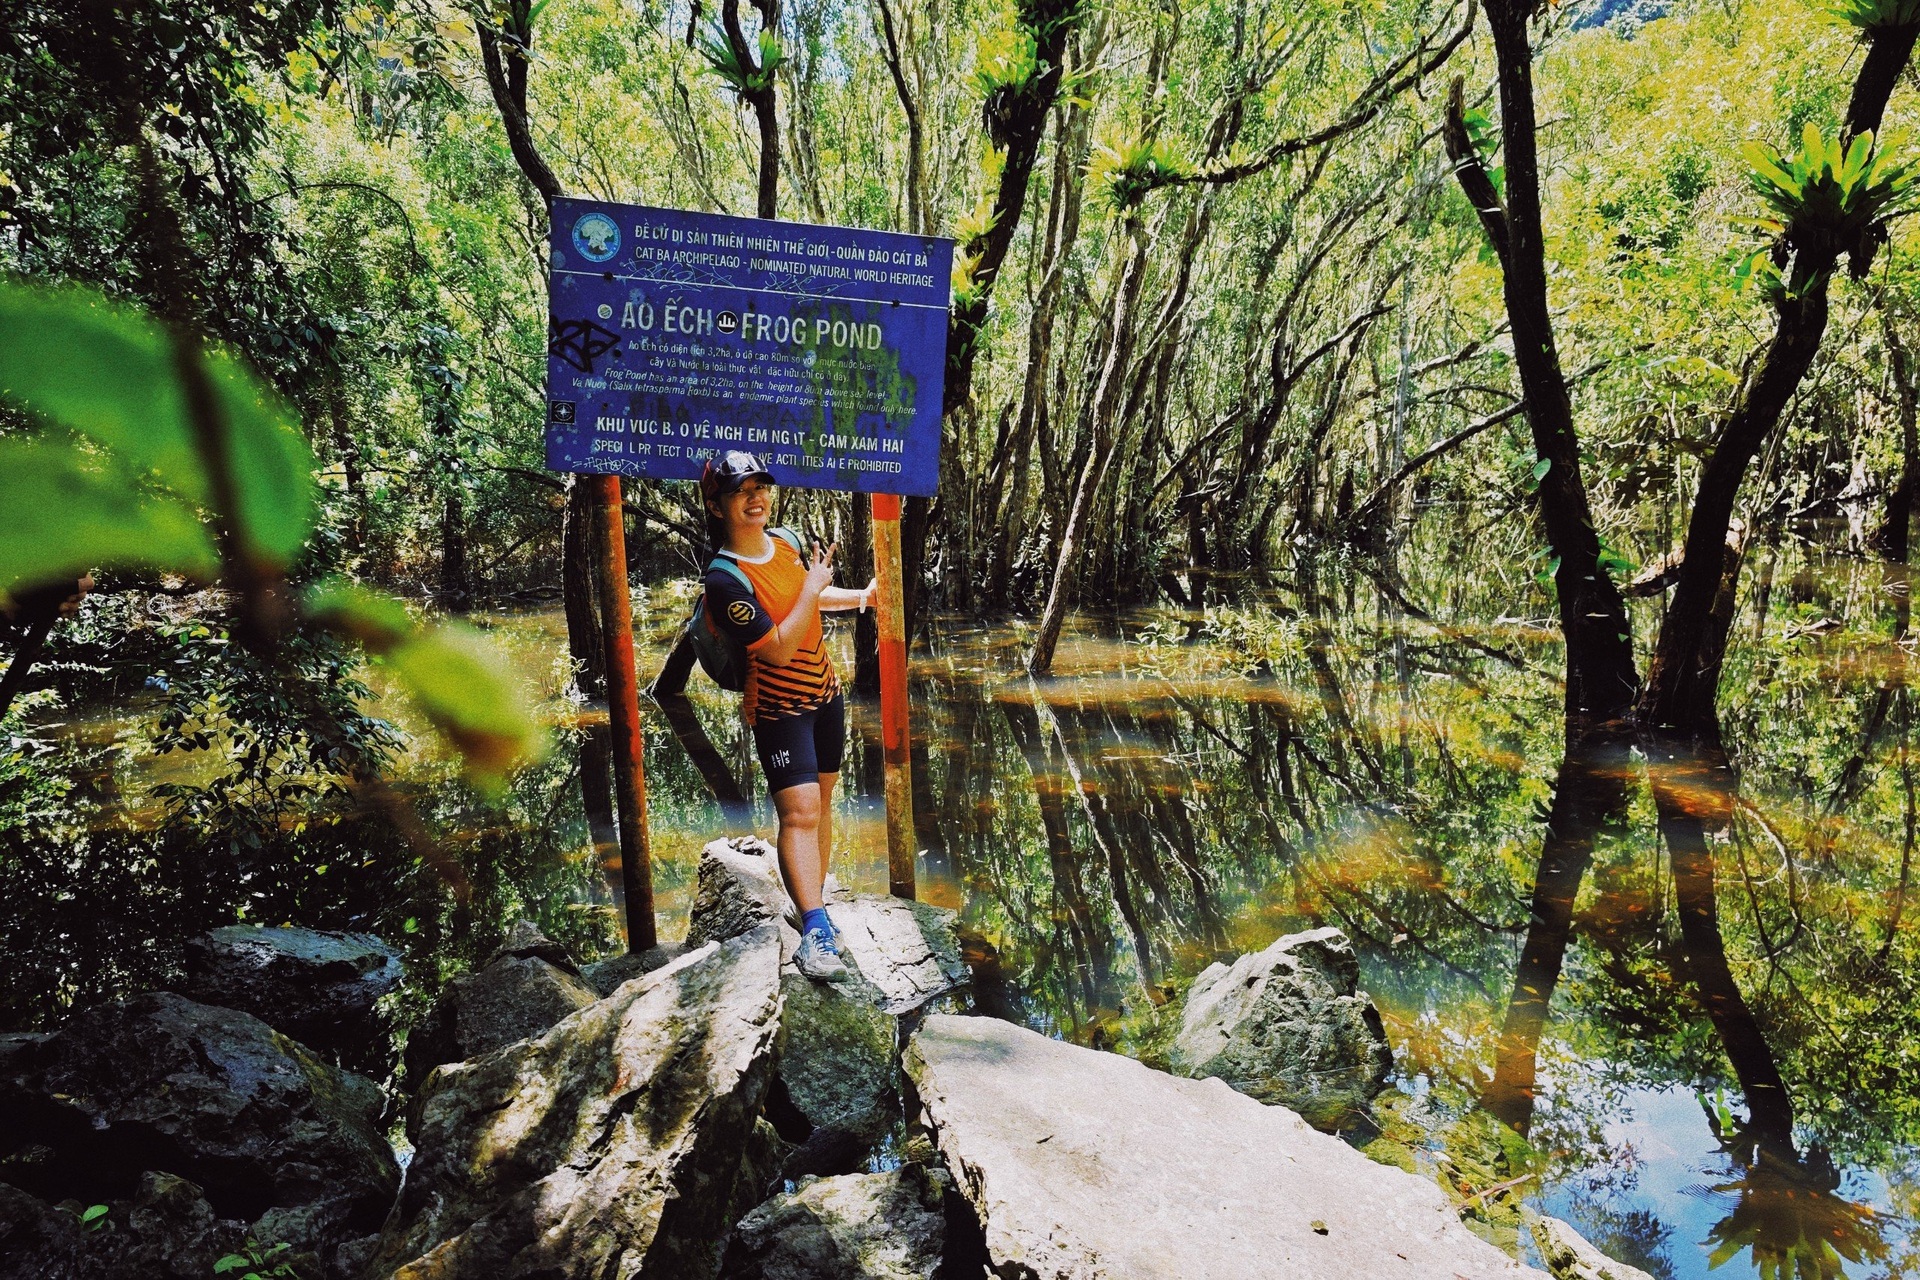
[571,212,621,263]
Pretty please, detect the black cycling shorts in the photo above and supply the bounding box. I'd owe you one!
[752,693,846,794]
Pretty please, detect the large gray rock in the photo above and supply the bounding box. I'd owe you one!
[1171,926,1392,1128]
[777,974,898,1149]
[366,926,785,1280]
[827,896,968,1015]
[403,924,600,1102]
[0,993,397,1236]
[688,838,800,949]
[722,1166,948,1280]
[1529,1216,1658,1280]
[179,926,401,1070]
[905,1014,1546,1280]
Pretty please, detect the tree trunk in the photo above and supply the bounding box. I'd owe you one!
[1028,226,1150,675]
[1453,10,1639,726]
[1878,311,1917,636]
[440,488,470,613]
[901,0,1080,636]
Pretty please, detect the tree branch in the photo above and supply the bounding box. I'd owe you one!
[1444,76,1509,264]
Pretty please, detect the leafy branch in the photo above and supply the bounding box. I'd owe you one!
[0,280,545,888]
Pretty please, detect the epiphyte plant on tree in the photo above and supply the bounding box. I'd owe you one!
[1736,124,1920,299]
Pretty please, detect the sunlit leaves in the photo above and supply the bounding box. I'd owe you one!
[0,281,541,784]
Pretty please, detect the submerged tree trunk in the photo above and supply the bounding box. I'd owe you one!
[440,489,470,613]
[563,481,618,863]
[1444,22,1638,725]
[477,0,630,859]
[1028,225,1151,675]
[1482,726,1634,1135]
[1648,733,1795,1141]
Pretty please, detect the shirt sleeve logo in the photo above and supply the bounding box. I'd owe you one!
[728,599,756,626]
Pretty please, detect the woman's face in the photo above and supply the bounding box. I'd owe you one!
[717,478,772,532]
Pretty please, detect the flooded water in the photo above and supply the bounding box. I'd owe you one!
[5,534,1920,1278]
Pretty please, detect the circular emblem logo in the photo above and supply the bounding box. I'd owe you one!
[727,600,756,626]
[716,311,740,335]
[571,212,621,263]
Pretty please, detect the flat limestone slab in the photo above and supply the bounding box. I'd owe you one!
[905,1015,1546,1280]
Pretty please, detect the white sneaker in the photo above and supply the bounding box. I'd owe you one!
[794,929,851,982]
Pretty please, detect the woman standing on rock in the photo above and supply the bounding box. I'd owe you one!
[701,451,875,981]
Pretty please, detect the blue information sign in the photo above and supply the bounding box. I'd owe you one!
[545,199,953,496]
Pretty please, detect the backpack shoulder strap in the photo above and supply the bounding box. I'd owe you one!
[768,527,805,555]
[706,555,754,594]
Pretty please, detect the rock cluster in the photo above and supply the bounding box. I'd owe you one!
[3,843,1541,1280]
[0,930,401,1280]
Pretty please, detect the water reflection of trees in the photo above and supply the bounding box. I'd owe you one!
[1476,713,1892,1278]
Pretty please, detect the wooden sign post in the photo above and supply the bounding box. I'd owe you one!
[870,493,914,900]
[592,473,656,952]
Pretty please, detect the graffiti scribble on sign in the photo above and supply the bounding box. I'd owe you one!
[550,317,622,374]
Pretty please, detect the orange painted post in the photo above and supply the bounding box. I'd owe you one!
[593,474,657,951]
[870,492,915,900]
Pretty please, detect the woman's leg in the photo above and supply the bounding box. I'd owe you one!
[814,695,847,886]
[817,771,839,883]
[772,782,825,913]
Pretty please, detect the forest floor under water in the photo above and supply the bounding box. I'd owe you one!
[6,534,1920,1279]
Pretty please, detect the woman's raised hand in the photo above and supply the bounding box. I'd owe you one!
[805,541,838,594]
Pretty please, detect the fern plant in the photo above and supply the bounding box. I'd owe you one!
[697,25,783,95]
[970,25,1039,99]
[1735,124,1918,297]
[1828,0,1920,31]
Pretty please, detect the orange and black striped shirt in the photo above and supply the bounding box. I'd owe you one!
[704,533,841,725]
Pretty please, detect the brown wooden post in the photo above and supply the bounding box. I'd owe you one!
[870,492,915,899]
[592,473,656,951]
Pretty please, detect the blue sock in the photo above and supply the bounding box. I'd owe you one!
[801,907,833,938]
